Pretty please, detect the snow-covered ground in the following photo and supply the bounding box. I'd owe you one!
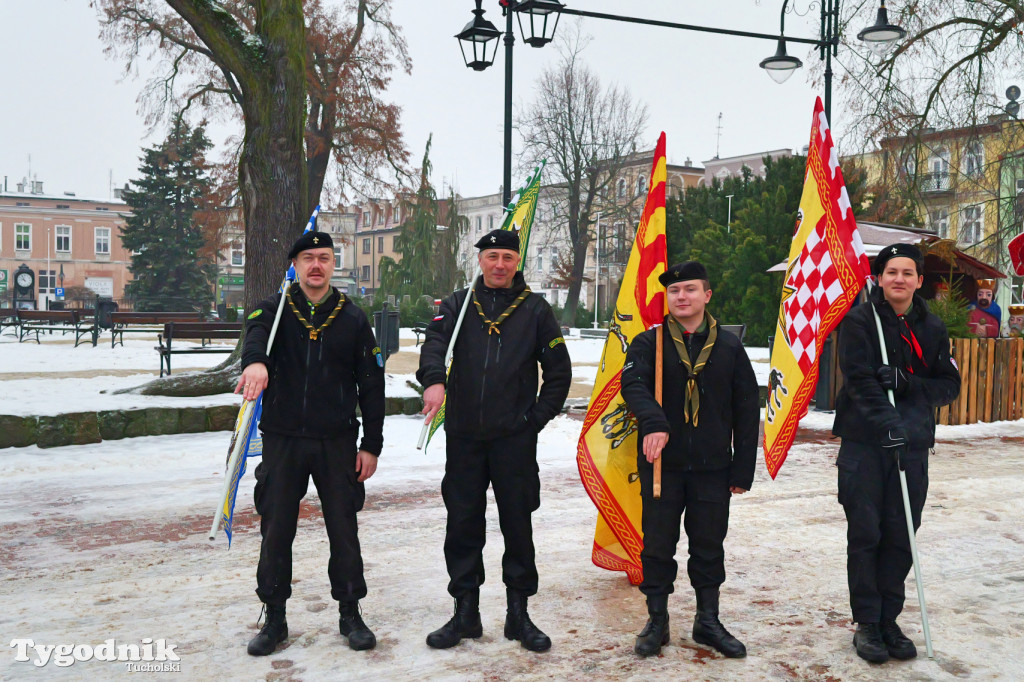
[2,332,1022,679]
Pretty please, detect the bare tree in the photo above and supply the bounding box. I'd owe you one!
[517,26,648,327]
[96,0,411,312]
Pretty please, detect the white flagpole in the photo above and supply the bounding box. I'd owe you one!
[867,282,934,659]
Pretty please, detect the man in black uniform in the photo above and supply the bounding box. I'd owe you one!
[237,230,385,656]
[621,261,759,659]
[417,229,572,652]
[832,243,960,663]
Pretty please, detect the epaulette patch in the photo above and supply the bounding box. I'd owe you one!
[548,336,565,349]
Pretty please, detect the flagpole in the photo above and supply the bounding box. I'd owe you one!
[416,268,480,450]
[653,324,664,499]
[867,284,934,659]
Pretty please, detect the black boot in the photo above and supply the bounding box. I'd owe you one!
[247,604,288,656]
[634,595,670,657]
[853,622,890,663]
[880,620,916,660]
[504,589,551,652]
[426,591,483,649]
[692,588,746,658]
[338,601,376,651]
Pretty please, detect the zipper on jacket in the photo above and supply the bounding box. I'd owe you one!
[479,330,493,430]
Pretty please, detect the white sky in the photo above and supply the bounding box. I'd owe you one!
[0,1,872,203]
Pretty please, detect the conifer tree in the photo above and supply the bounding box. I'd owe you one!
[121,121,217,312]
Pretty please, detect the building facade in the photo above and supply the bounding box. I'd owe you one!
[0,184,130,309]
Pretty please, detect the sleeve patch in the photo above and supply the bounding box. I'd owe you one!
[247,309,263,320]
[950,357,958,371]
[548,336,565,349]
[433,314,444,321]
[372,346,384,367]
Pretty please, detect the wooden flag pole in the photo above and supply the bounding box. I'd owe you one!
[654,324,664,499]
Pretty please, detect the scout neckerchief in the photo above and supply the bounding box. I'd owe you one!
[896,303,926,374]
[472,281,532,335]
[286,285,345,341]
[667,312,718,426]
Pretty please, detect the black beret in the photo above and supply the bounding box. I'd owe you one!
[475,229,520,252]
[873,242,923,276]
[288,231,334,259]
[659,261,709,287]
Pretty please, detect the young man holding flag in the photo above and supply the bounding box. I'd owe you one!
[832,243,960,663]
[417,229,571,652]
[621,261,759,659]
[237,230,385,656]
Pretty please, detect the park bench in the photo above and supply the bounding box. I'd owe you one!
[411,319,433,346]
[0,307,17,337]
[721,324,746,342]
[109,311,202,348]
[156,321,242,376]
[17,309,97,347]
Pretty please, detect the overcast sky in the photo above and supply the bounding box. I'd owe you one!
[0,1,871,203]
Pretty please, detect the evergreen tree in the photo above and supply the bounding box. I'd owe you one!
[121,121,217,312]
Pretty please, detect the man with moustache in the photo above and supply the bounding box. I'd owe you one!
[621,261,759,659]
[417,229,572,652]
[237,230,385,656]
[832,243,960,663]
[967,278,1001,338]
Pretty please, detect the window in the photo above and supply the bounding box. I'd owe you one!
[16,201,30,207]
[230,239,244,266]
[617,178,626,199]
[393,202,400,222]
[377,236,384,252]
[959,205,983,245]
[361,265,370,281]
[95,227,111,255]
[963,142,983,178]
[488,215,494,231]
[392,235,399,251]
[55,225,71,253]
[56,204,69,210]
[15,223,31,251]
[637,175,647,195]
[536,247,544,273]
[362,238,371,254]
[930,209,949,239]
[476,216,482,233]
[334,245,342,268]
[901,152,916,177]
[95,207,109,211]
[377,210,384,225]
[38,270,56,294]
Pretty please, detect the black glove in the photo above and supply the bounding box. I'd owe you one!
[880,425,909,470]
[876,365,910,397]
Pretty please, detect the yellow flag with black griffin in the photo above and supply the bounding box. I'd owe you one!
[576,133,667,584]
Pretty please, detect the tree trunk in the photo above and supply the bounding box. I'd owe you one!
[560,234,591,328]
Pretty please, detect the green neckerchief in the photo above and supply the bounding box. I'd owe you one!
[667,312,718,426]
[472,282,532,335]
[286,285,345,341]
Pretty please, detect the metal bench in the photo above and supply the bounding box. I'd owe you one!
[110,311,202,348]
[0,307,18,337]
[156,321,242,376]
[17,309,97,347]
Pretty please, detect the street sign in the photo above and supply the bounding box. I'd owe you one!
[0,270,7,293]
[55,287,65,299]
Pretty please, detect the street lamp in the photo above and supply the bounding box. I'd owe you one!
[456,0,565,207]
[759,1,907,120]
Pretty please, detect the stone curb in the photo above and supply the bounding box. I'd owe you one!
[0,397,425,450]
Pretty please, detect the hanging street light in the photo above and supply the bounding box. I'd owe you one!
[456,0,502,72]
[857,1,907,57]
[514,0,564,48]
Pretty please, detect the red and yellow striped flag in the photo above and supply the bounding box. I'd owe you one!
[763,98,872,478]
[576,132,668,584]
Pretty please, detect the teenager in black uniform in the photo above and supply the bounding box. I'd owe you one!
[832,243,960,663]
[237,231,385,656]
[417,229,572,652]
[621,261,759,659]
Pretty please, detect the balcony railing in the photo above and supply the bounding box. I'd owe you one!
[919,171,950,192]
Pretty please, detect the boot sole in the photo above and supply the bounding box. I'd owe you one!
[505,627,551,652]
[634,632,670,657]
[246,628,288,656]
[692,632,747,658]
[426,627,483,649]
[887,646,917,661]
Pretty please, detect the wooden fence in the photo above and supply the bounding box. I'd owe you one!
[938,337,1024,426]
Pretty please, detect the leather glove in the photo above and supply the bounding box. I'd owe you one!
[876,365,910,397]
[880,425,909,470]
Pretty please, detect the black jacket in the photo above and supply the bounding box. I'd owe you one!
[416,272,572,439]
[832,287,960,451]
[242,284,385,454]
[621,317,760,490]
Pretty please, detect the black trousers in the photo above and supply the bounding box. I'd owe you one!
[443,429,541,598]
[638,466,732,597]
[837,440,928,623]
[254,432,367,606]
